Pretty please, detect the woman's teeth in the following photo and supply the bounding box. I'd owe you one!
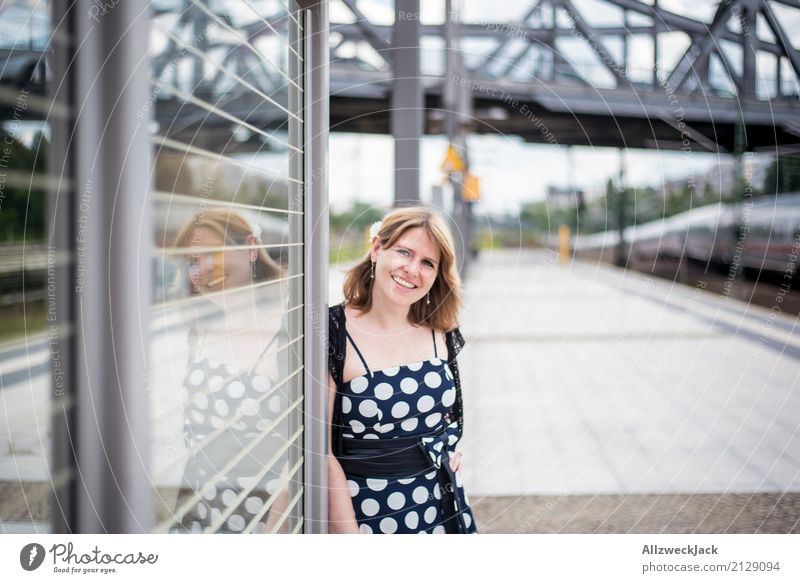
[392,275,417,289]
[206,275,227,289]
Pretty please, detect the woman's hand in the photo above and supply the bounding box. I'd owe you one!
[448,451,463,475]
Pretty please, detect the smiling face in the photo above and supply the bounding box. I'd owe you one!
[185,226,254,295]
[370,227,441,309]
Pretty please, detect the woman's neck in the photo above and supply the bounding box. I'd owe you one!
[352,295,416,334]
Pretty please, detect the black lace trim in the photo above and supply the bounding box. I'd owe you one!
[327,303,347,457]
[327,302,465,458]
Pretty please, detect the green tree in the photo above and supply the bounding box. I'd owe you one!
[519,200,579,234]
[762,156,800,195]
[665,183,692,216]
[631,186,663,225]
[329,201,385,235]
[700,180,717,205]
[724,174,754,203]
[0,131,46,241]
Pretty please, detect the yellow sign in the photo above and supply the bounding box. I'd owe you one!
[440,144,465,174]
[463,173,480,201]
[559,223,571,265]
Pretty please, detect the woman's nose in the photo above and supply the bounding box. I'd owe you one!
[403,259,420,276]
[191,252,221,277]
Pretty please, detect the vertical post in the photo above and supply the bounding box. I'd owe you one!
[287,0,304,536]
[652,0,659,87]
[49,0,76,534]
[392,0,422,204]
[73,0,152,532]
[622,10,629,78]
[431,184,444,209]
[551,2,559,80]
[303,0,329,534]
[444,0,471,277]
[616,149,627,268]
[73,0,105,534]
[742,0,757,99]
[444,0,457,140]
[192,9,209,92]
[731,111,747,297]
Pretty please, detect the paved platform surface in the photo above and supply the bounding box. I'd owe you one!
[452,249,799,498]
[442,249,800,531]
[470,492,800,533]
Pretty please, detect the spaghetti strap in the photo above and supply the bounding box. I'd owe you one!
[345,329,372,377]
[432,329,438,358]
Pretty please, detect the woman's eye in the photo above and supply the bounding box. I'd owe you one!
[423,261,434,268]
[396,249,409,256]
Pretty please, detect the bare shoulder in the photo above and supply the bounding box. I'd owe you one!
[343,302,365,322]
[432,327,447,354]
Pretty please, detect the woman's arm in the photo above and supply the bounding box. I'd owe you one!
[327,373,360,533]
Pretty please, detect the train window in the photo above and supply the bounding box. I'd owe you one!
[147,1,305,534]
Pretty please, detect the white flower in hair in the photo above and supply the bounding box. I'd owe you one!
[251,223,263,240]
[369,220,383,241]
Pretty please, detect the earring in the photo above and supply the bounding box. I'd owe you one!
[370,261,375,279]
[426,292,431,305]
[251,259,257,281]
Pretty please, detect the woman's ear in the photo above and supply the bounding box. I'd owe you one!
[369,236,381,263]
[246,234,258,261]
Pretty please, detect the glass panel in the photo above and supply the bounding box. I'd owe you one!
[147,0,304,534]
[0,0,55,533]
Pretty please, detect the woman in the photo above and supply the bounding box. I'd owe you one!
[172,208,291,533]
[327,206,478,534]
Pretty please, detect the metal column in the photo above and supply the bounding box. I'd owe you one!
[49,0,76,534]
[652,0,659,87]
[392,0,422,204]
[73,1,152,532]
[444,0,471,277]
[742,0,758,99]
[302,0,330,534]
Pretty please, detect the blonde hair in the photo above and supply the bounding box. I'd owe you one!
[174,208,283,293]
[343,206,462,331]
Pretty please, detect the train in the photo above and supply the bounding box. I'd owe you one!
[571,193,800,281]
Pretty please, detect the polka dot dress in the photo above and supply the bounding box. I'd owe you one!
[178,355,288,533]
[341,331,478,534]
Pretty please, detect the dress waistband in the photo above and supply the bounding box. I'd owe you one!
[339,435,432,478]
[337,423,470,534]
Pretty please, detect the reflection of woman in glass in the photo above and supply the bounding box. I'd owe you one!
[173,208,290,533]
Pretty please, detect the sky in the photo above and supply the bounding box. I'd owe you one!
[329,133,727,215]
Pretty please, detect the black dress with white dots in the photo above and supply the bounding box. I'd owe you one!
[340,328,478,534]
[178,327,289,534]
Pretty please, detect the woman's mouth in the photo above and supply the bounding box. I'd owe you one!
[391,275,417,290]
[206,274,227,289]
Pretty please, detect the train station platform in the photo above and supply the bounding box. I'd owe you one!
[2,249,798,533]
[442,248,800,532]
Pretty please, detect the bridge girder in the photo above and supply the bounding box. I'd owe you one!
[141,0,800,153]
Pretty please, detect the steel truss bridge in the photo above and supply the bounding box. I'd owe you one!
[155,0,800,154]
[3,1,800,154]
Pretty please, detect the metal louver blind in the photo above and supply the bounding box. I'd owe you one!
[146,0,305,534]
